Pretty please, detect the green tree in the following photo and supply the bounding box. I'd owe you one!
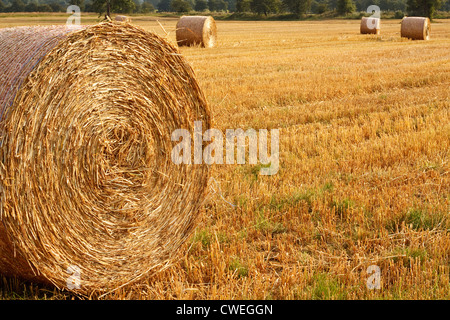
[157,0,172,10]
[9,0,26,12]
[195,0,208,10]
[141,0,155,12]
[236,0,251,11]
[92,0,136,16]
[49,2,65,12]
[25,1,38,12]
[170,0,191,11]
[311,0,328,13]
[443,0,450,10]
[354,0,373,11]
[250,0,280,15]
[225,0,236,10]
[0,0,5,12]
[70,0,85,11]
[37,4,53,11]
[208,0,218,10]
[217,0,228,10]
[336,0,355,14]
[208,0,228,10]
[282,0,311,16]
[407,0,442,18]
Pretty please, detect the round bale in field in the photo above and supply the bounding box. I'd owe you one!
[115,15,131,22]
[176,15,217,48]
[0,22,210,293]
[401,17,430,40]
[360,17,380,35]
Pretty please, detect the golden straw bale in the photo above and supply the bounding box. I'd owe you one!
[360,17,380,35]
[401,17,430,40]
[176,16,217,48]
[115,15,131,22]
[0,22,210,293]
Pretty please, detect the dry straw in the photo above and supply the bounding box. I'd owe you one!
[401,17,430,40]
[0,22,211,294]
[115,15,131,23]
[360,17,380,35]
[176,16,217,48]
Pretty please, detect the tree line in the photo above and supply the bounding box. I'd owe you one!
[156,0,447,17]
[0,0,157,13]
[0,0,447,18]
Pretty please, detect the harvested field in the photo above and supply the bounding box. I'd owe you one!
[0,14,449,300]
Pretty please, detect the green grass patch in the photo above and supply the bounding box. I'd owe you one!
[391,247,428,268]
[264,182,333,214]
[255,213,287,235]
[308,273,347,300]
[191,229,213,249]
[242,163,273,182]
[267,188,319,212]
[229,257,249,278]
[330,198,355,219]
[386,208,448,232]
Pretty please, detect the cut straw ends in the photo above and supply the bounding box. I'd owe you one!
[401,17,430,40]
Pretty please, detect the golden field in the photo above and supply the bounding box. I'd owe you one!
[0,14,449,299]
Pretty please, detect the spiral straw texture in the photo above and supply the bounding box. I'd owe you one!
[0,22,211,293]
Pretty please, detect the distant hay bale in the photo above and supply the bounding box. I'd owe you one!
[401,17,430,40]
[0,22,210,293]
[360,17,380,35]
[176,16,217,48]
[115,15,131,22]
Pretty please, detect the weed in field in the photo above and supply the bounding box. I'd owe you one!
[330,198,355,219]
[386,208,448,232]
[308,273,346,300]
[255,213,287,235]
[192,229,213,249]
[229,257,249,278]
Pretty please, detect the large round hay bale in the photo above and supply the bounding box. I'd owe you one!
[360,17,380,35]
[401,17,430,40]
[0,22,210,293]
[176,16,217,48]
[115,15,131,22]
